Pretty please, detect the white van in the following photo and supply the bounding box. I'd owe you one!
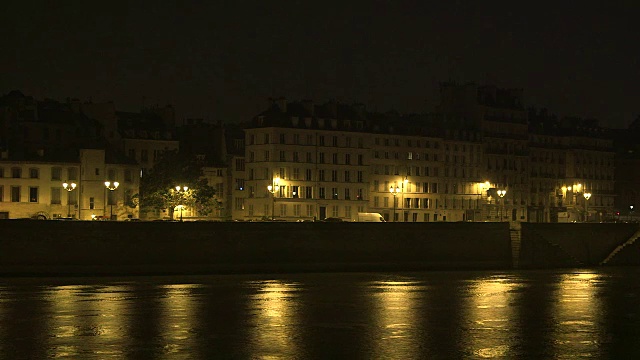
[356,212,386,222]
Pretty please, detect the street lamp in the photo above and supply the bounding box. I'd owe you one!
[175,185,189,221]
[390,185,400,222]
[583,192,591,222]
[630,205,635,222]
[267,177,280,220]
[62,182,77,218]
[497,189,506,221]
[104,181,119,220]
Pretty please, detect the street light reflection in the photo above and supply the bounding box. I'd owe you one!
[552,271,604,357]
[247,280,301,359]
[370,279,426,359]
[158,284,201,357]
[465,275,522,359]
[46,285,129,358]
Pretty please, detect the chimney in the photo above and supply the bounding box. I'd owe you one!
[302,99,314,116]
[276,97,287,112]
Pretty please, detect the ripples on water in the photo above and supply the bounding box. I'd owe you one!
[1,269,639,359]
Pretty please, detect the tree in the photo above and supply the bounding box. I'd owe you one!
[135,150,219,219]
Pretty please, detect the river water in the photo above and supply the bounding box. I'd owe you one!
[1,268,639,359]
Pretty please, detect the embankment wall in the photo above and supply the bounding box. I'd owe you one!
[519,223,640,268]
[0,220,511,276]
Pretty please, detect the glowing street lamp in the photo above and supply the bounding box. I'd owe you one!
[62,182,77,218]
[497,189,506,221]
[104,181,119,220]
[267,177,280,220]
[583,192,591,222]
[390,185,400,222]
[174,185,189,221]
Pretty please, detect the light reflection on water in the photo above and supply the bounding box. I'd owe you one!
[0,269,639,359]
[369,280,426,359]
[465,275,522,358]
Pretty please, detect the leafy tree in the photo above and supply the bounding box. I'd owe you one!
[135,150,219,219]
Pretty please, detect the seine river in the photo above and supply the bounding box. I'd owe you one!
[1,268,639,359]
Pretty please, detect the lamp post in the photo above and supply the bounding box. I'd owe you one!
[390,185,400,222]
[267,177,280,221]
[62,182,77,218]
[630,205,635,222]
[104,181,119,220]
[583,192,591,222]
[175,185,189,222]
[497,189,506,221]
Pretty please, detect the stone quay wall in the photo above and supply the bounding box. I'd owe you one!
[0,220,511,276]
[519,223,640,268]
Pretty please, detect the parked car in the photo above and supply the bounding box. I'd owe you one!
[322,217,344,222]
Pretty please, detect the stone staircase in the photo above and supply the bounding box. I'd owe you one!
[600,228,640,265]
[509,222,521,268]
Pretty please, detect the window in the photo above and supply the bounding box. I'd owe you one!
[236,159,245,171]
[293,168,300,180]
[293,134,300,144]
[51,188,61,204]
[305,169,312,181]
[279,203,287,216]
[264,151,270,161]
[306,152,312,163]
[332,205,339,217]
[306,204,314,217]
[280,151,286,161]
[305,186,312,198]
[331,170,338,182]
[319,187,326,199]
[90,197,95,209]
[332,136,338,146]
[332,187,338,199]
[344,171,350,182]
[236,178,245,190]
[344,188,350,200]
[95,168,100,176]
[264,134,270,144]
[293,204,301,217]
[29,187,38,203]
[68,167,78,180]
[345,205,352,218]
[319,153,325,163]
[345,154,351,165]
[29,168,39,179]
[332,153,338,164]
[235,198,244,210]
[279,133,285,144]
[357,171,363,183]
[141,150,148,162]
[11,186,20,202]
[292,186,299,198]
[0,167,3,178]
[293,152,299,162]
[124,169,133,183]
[319,136,325,146]
[11,167,21,178]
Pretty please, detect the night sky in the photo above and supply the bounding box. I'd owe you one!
[2,1,639,127]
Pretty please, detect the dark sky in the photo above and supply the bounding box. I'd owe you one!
[2,1,639,127]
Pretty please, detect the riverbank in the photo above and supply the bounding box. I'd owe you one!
[1,220,638,276]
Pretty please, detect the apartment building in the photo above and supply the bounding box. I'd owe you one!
[243,99,487,222]
[0,149,139,220]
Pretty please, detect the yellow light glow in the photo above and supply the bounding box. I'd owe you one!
[552,271,604,357]
[370,280,425,359]
[247,280,300,358]
[465,276,522,358]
